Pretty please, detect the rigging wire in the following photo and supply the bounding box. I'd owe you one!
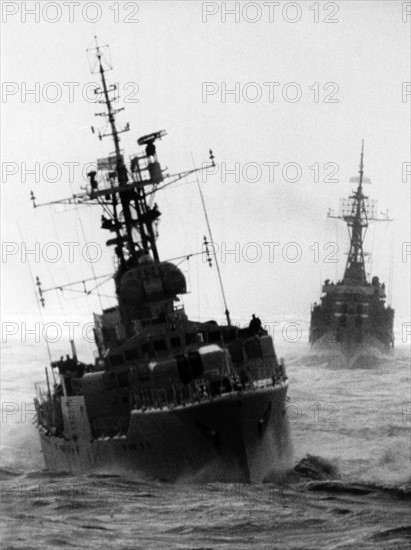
[48,207,70,313]
[369,221,375,280]
[45,262,65,311]
[388,225,394,306]
[68,183,104,310]
[196,225,201,321]
[65,199,89,297]
[160,175,196,296]
[59,181,106,358]
[335,218,339,282]
[55,288,115,299]
[192,154,231,326]
[17,222,52,363]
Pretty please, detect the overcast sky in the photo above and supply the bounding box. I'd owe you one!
[1,1,410,355]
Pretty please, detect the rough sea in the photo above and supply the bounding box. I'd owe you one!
[1,338,410,550]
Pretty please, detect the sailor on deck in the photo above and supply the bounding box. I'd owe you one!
[249,314,262,335]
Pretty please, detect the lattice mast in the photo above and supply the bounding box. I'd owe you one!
[88,37,155,267]
[328,141,391,285]
[342,140,368,284]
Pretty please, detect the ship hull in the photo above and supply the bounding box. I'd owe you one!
[309,332,393,368]
[38,382,290,482]
[310,330,393,355]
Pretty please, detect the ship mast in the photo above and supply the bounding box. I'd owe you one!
[96,40,132,260]
[31,38,217,311]
[343,140,368,284]
[90,37,151,266]
[328,140,392,286]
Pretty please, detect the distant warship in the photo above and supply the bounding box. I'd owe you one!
[310,142,394,353]
[32,39,290,482]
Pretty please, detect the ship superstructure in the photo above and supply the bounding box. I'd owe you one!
[309,142,394,353]
[32,39,290,482]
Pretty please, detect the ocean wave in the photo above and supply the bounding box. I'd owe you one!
[306,480,411,499]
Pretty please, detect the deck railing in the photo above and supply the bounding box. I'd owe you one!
[130,364,285,412]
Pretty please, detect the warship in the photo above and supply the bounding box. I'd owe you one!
[32,40,290,482]
[309,142,394,354]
